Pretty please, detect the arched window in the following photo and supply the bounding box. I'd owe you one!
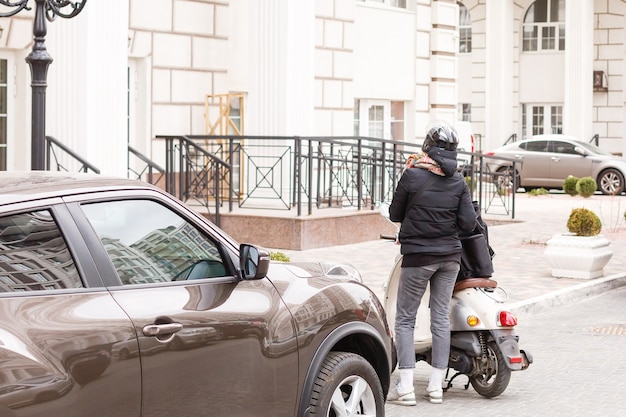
[458,2,471,53]
[522,0,565,52]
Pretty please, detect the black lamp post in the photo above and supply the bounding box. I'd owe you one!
[0,0,87,170]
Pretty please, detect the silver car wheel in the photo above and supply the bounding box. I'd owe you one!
[328,375,377,417]
[599,169,624,195]
[308,351,384,417]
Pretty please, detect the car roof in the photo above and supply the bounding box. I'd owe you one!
[527,134,580,142]
[0,171,155,206]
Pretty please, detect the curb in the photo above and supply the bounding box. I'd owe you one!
[509,273,626,317]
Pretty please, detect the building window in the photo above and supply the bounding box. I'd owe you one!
[354,99,405,140]
[458,2,471,53]
[460,103,471,122]
[0,59,7,171]
[390,101,404,141]
[550,106,562,134]
[522,103,562,137]
[532,106,544,135]
[368,105,384,138]
[523,0,565,52]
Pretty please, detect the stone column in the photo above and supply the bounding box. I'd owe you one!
[484,0,513,150]
[564,0,594,139]
[47,0,129,176]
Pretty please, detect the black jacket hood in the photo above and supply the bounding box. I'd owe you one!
[426,148,458,177]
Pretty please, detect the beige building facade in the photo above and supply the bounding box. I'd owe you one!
[0,0,624,175]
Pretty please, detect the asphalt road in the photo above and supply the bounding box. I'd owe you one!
[386,286,626,417]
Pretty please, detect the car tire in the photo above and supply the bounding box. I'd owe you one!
[598,168,625,195]
[495,167,519,193]
[308,351,384,417]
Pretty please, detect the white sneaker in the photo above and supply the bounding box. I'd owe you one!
[387,383,416,406]
[424,388,443,404]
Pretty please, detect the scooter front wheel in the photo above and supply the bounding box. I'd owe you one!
[469,341,511,398]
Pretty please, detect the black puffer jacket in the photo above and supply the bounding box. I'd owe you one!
[389,148,477,256]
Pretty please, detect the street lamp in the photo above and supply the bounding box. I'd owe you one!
[0,0,87,170]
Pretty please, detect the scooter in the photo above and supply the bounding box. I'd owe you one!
[380,202,532,398]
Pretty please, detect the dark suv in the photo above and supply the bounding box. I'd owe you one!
[0,171,393,417]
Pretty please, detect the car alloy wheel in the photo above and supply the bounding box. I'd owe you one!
[308,351,384,417]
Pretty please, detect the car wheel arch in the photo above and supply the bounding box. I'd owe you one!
[297,322,391,417]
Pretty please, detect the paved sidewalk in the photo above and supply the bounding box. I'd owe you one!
[275,192,626,316]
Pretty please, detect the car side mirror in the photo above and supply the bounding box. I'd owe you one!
[574,146,588,156]
[239,244,270,280]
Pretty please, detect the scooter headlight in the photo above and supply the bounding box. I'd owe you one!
[498,310,518,327]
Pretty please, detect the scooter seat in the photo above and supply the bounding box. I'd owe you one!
[454,278,498,292]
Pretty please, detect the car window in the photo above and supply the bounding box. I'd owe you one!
[0,210,82,292]
[81,200,230,285]
[551,141,578,155]
[520,140,548,152]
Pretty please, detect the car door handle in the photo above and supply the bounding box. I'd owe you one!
[142,323,183,337]
[514,154,523,159]
[551,157,561,162]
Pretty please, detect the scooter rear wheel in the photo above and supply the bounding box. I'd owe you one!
[469,341,511,398]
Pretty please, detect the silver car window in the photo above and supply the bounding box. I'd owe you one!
[521,140,549,152]
[551,141,578,154]
[0,210,82,292]
[81,200,229,285]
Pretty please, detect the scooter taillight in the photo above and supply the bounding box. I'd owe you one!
[498,310,518,327]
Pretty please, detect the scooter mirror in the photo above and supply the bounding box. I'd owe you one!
[379,202,391,219]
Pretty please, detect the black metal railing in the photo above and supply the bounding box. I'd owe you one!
[128,145,165,186]
[154,135,521,225]
[155,136,232,225]
[45,136,100,173]
[42,134,520,225]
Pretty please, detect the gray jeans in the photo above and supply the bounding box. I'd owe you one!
[395,261,459,370]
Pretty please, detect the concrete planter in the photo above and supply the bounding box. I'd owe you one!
[544,233,613,279]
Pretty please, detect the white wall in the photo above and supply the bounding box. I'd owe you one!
[353,6,415,100]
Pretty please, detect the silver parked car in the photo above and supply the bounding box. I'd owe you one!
[484,134,626,195]
[0,171,393,417]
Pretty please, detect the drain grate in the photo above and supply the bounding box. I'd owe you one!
[589,324,626,336]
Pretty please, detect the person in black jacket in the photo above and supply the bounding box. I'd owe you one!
[386,122,477,406]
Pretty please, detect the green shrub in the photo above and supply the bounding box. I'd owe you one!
[567,208,602,236]
[528,188,548,196]
[270,251,290,262]
[464,176,476,192]
[563,176,579,196]
[576,177,597,198]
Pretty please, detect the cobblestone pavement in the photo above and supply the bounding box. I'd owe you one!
[385,286,626,417]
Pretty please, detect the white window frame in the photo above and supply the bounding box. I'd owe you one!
[356,99,390,139]
[458,2,472,54]
[522,104,563,138]
[522,0,565,52]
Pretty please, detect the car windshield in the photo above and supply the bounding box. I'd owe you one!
[575,141,615,156]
